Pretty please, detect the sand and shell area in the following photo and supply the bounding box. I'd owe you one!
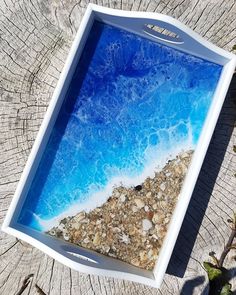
[48,150,193,270]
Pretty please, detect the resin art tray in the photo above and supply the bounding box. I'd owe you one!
[2,4,236,288]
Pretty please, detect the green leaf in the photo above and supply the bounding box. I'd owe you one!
[232,45,236,51]
[220,283,232,295]
[203,262,222,281]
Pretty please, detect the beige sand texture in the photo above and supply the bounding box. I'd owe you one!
[48,150,193,270]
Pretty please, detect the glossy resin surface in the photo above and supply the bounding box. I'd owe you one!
[18,20,222,231]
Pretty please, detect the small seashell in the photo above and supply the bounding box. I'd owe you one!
[83,237,90,244]
[63,232,70,241]
[50,229,56,236]
[180,152,189,159]
[119,194,126,202]
[131,258,140,267]
[132,206,138,213]
[142,219,153,231]
[119,233,131,244]
[134,198,145,208]
[152,203,157,210]
[74,212,86,223]
[58,224,65,231]
[103,245,110,253]
[139,250,148,262]
[156,191,162,199]
[112,227,121,233]
[93,233,101,246]
[147,249,153,259]
[160,183,166,191]
[151,234,158,240]
[152,213,165,224]
[144,205,149,212]
[146,192,152,198]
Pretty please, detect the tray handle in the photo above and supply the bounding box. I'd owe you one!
[60,244,101,267]
[58,243,150,274]
[130,15,229,63]
[128,15,224,61]
[92,4,230,64]
[142,23,184,44]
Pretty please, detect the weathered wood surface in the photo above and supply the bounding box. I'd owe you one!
[0,0,235,294]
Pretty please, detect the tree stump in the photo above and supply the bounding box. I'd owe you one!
[0,1,235,294]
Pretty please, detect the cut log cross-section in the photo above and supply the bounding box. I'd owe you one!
[0,1,236,294]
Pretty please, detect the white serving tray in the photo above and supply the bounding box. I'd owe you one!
[2,4,236,289]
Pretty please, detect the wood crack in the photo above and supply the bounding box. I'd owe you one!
[15,274,34,295]
[0,240,18,257]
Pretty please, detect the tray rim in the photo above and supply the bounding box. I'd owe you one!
[2,3,236,289]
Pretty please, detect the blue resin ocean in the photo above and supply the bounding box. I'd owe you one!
[18,21,222,231]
